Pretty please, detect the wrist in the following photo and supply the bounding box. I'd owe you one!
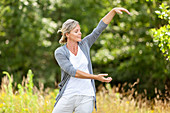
[92,74,98,80]
[112,8,116,14]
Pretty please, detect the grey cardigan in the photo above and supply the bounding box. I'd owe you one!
[54,20,108,110]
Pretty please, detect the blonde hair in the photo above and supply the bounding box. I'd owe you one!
[58,19,79,44]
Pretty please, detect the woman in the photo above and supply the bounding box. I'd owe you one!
[53,7,131,113]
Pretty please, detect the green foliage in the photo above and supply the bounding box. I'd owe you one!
[0,70,57,112]
[150,3,170,60]
[91,0,170,96]
[2,71,14,112]
[2,71,13,95]
[26,69,34,95]
[0,0,59,87]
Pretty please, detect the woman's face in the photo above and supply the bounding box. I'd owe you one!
[66,24,82,42]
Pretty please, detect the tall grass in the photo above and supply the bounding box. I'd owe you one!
[0,70,58,113]
[94,82,170,113]
[0,70,169,113]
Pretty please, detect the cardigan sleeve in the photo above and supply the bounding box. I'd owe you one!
[54,48,77,77]
[81,20,108,48]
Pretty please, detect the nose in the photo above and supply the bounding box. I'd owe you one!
[79,31,82,35]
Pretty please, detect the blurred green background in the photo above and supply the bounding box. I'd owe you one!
[0,0,170,97]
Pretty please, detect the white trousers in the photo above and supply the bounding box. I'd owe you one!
[52,95,94,113]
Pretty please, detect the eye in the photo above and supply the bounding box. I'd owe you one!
[75,30,78,33]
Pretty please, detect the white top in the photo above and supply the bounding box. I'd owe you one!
[63,46,95,96]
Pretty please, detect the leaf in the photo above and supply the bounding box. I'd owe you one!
[155,11,160,14]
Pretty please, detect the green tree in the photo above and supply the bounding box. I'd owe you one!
[0,0,59,87]
[150,3,170,60]
[91,0,170,96]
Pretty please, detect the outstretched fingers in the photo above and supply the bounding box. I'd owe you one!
[114,8,131,15]
[98,74,108,77]
[121,8,131,15]
[98,74,112,82]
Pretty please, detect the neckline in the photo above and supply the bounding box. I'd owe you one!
[69,45,79,56]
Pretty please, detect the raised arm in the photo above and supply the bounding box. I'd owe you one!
[102,7,131,24]
[82,7,130,48]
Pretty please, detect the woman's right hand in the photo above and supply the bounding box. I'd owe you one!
[96,74,112,83]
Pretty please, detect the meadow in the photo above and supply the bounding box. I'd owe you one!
[0,70,169,113]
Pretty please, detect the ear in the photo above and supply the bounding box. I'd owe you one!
[65,33,70,38]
